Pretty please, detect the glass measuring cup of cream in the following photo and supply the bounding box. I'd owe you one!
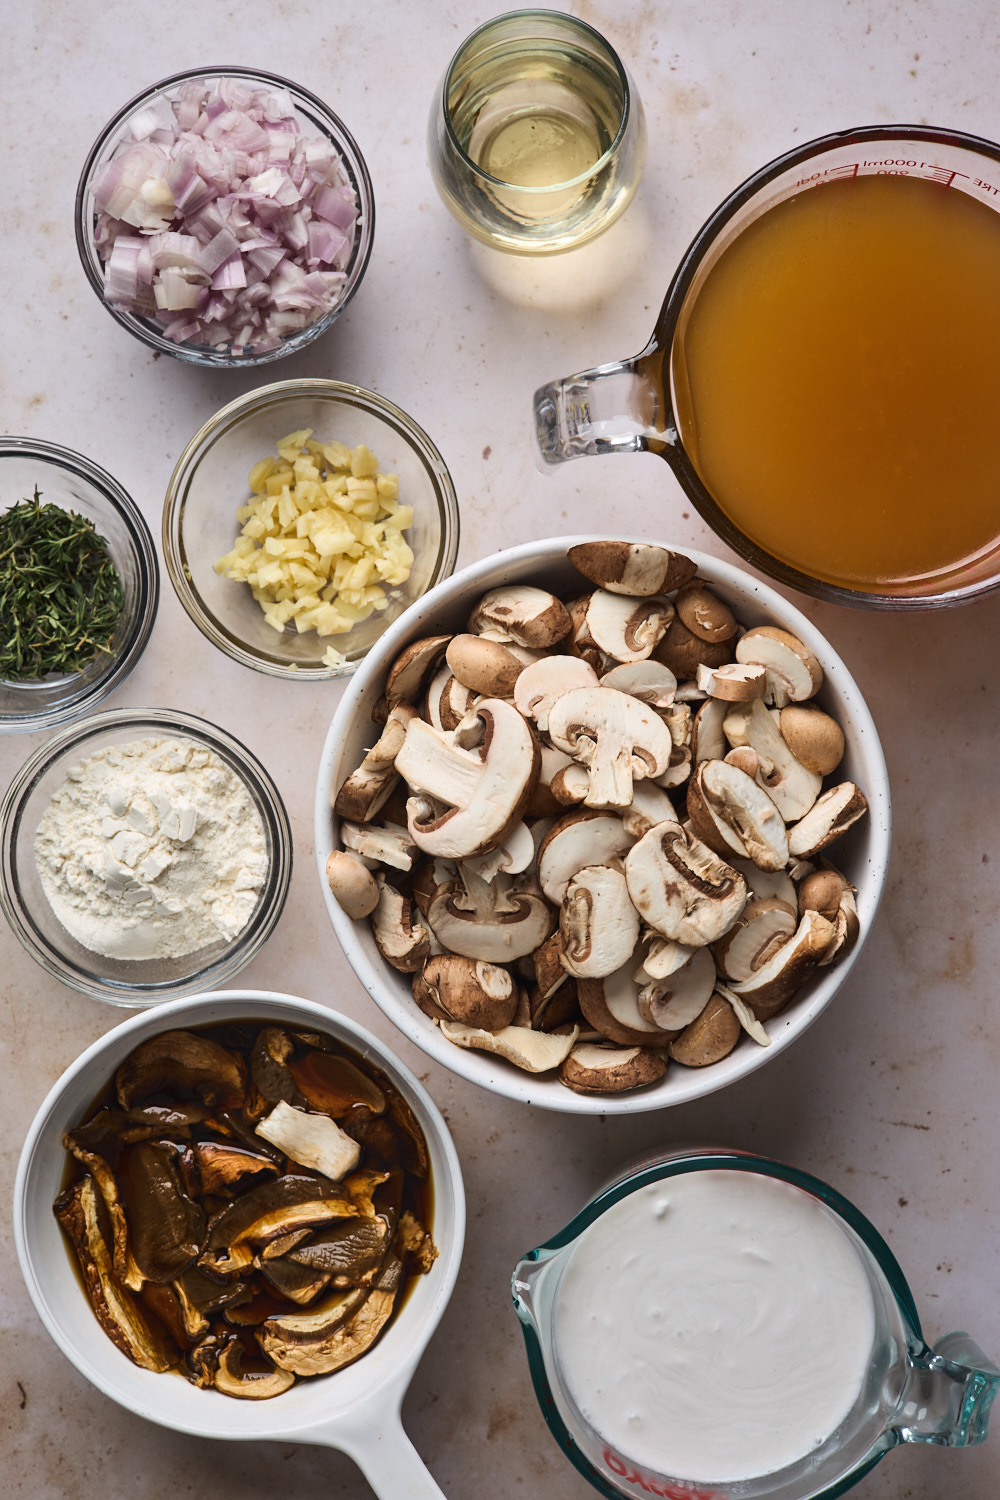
[534,125,1000,607]
[512,1147,998,1500]
[428,9,646,254]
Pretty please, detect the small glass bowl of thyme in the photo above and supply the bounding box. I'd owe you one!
[0,438,159,733]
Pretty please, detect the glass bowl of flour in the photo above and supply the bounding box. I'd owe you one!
[0,707,291,1004]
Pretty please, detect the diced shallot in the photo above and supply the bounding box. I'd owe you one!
[91,77,360,354]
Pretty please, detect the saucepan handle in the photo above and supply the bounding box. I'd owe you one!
[300,1398,447,1500]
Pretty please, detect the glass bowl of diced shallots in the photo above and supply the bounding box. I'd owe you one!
[75,68,374,366]
[162,379,460,679]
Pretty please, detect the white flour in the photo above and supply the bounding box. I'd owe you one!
[34,737,267,961]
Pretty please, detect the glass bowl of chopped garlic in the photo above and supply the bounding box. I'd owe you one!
[162,380,460,678]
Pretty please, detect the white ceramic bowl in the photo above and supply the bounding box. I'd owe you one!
[14,990,465,1499]
[315,537,892,1115]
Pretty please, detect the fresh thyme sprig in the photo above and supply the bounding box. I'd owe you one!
[0,488,125,680]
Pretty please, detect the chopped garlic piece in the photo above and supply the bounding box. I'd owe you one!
[214,434,413,636]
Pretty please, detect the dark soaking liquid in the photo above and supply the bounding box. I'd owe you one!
[56,1020,435,1397]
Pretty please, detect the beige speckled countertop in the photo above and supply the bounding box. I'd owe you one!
[2,3,999,1496]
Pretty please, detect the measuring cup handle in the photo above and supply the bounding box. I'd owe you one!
[533,346,672,466]
[895,1331,1000,1448]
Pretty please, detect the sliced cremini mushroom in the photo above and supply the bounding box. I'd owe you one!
[333,702,417,822]
[724,745,760,779]
[549,761,591,807]
[54,1176,176,1371]
[559,1043,666,1094]
[580,590,675,663]
[716,985,772,1047]
[439,1019,580,1071]
[729,909,837,1019]
[686,760,789,872]
[621,780,677,839]
[425,665,475,732]
[576,956,671,1045]
[116,1031,246,1112]
[599,659,678,710]
[723,697,822,823]
[735,626,823,707]
[667,992,741,1067]
[461,819,534,884]
[256,1101,362,1182]
[214,1340,296,1399]
[797,868,844,923]
[634,945,716,1031]
[625,821,747,947]
[396,698,539,860]
[536,809,635,905]
[778,705,845,776]
[445,634,527,697]
[514,655,599,732]
[426,864,554,963]
[415,953,518,1030]
[787,782,868,859]
[568,540,697,597]
[325,850,380,919]
[675,580,738,644]
[532,928,569,1000]
[696,661,767,701]
[385,635,452,705]
[712,897,799,983]
[559,864,640,979]
[691,696,728,764]
[340,819,417,873]
[729,857,797,908]
[370,876,431,973]
[547,686,673,811]
[653,616,734,678]
[467,585,571,647]
[817,882,860,967]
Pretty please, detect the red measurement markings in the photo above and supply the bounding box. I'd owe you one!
[603,1448,721,1500]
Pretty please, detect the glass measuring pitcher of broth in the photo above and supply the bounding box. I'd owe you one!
[512,1147,998,1500]
[534,125,1000,608]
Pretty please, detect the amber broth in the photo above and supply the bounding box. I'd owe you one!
[671,172,1000,591]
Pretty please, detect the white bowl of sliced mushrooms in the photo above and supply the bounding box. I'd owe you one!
[315,537,891,1113]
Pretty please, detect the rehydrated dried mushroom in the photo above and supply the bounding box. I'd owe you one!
[332,544,868,1094]
[55,1022,436,1397]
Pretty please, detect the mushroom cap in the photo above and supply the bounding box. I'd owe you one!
[417,954,518,1030]
[723,697,822,823]
[667,993,741,1067]
[514,654,599,732]
[686,759,789,872]
[396,698,540,860]
[779,705,846,777]
[735,626,823,706]
[730,908,837,1019]
[325,850,379,920]
[712,897,799,982]
[385,635,453,704]
[548,685,674,811]
[446,634,526,697]
[568,541,697,597]
[537,808,635,905]
[558,1043,667,1094]
[675,580,738,644]
[559,864,641,979]
[653,616,734,678]
[624,821,747,947]
[787,782,868,859]
[468,584,571,647]
[583,590,675,663]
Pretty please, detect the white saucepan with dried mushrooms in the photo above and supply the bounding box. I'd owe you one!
[316,538,891,1114]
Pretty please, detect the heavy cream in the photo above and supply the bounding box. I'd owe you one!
[552,1168,876,1484]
